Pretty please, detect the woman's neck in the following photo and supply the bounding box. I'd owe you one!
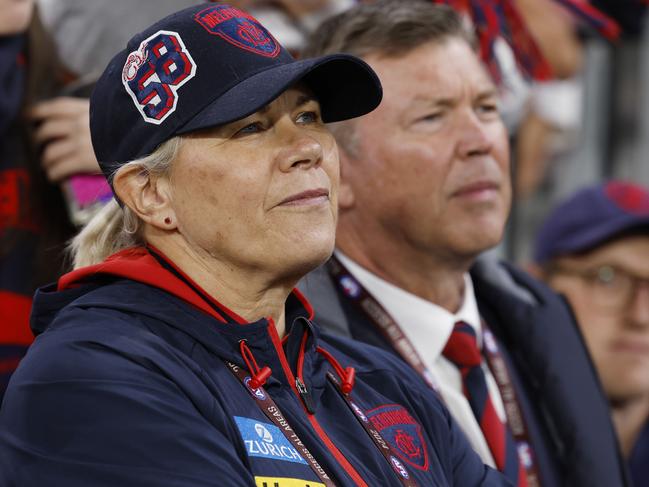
[151,237,293,337]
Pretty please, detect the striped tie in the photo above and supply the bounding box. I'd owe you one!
[442,321,528,487]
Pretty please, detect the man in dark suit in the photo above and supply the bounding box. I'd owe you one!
[300,1,628,485]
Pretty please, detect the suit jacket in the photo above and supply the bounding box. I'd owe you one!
[299,256,629,487]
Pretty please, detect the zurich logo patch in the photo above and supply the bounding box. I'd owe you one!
[367,404,429,471]
[122,30,196,124]
[194,5,280,58]
[234,416,307,465]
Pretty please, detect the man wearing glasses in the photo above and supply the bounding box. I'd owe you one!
[533,181,649,486]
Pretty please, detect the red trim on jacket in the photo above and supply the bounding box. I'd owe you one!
[58,247,230,323]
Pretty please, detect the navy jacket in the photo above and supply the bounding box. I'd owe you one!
[0,247,509,487]
[299,257,629,487]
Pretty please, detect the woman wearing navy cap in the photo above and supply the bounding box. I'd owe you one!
[0,4,508,486]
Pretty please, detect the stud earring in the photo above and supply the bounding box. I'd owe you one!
[164,217,172,225]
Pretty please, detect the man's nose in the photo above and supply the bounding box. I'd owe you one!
[456,110,494,159]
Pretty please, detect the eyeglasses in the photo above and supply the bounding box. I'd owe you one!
[549,264,649,312]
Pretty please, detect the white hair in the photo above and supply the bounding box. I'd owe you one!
[69,137,181,269]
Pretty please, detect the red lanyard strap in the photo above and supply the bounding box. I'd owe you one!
[480,326,542,487]
[327,257,439,391]
[225,361,337,487]
[327,373,420,487]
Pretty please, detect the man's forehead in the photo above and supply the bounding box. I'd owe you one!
[366,40,495,93]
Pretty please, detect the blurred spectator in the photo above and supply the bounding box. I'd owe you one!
[0,2,77,400]
[37,0,352,69]
[37,0,197,78]
[512,0,584,200]
[532,180,649,486]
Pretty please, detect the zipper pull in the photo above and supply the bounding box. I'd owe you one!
[296,377,316,415]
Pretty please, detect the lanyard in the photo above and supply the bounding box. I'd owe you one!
[225,361,337,487]
[327,256,541,486]
[327,372,420,487]
[480,326,542,487]
[326,257,440,392]
[228,357,420,487]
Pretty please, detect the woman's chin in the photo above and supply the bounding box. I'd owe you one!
[277,237,335,280]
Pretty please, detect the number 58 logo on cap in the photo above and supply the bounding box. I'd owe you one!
[122,30,197,124]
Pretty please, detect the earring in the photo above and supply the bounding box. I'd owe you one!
[164,217,172,225]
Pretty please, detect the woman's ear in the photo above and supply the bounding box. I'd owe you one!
[338,149,355,211]
[112,165,177,231]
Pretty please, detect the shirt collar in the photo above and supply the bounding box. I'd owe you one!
[335,251,482,364]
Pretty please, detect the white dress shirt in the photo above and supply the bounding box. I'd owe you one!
[336,252,506,468]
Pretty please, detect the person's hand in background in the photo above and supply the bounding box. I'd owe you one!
[30,97,99,182]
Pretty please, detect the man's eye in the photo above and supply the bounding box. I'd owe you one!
[296,111,320,124]
[418,113,442,123]
[235,122,264,136]
[477,103,499,115]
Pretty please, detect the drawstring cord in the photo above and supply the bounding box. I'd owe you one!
[317,346,356,394]
[239,340,272,389]
[238,334,355,396]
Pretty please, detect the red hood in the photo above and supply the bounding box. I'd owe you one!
[58,246,314,324]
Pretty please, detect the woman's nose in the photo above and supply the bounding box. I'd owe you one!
[276,123,324,172]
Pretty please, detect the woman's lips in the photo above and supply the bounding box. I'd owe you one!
[278,188,330,207]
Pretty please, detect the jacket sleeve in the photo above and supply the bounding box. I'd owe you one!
[0,322,255,487]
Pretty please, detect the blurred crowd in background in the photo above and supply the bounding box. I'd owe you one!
[2,0,649,484]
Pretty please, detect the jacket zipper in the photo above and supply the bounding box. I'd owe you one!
[267,319,368,487]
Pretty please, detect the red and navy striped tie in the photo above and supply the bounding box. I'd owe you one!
[442,321,528,487]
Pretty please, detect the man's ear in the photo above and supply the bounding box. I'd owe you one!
[338,148,355,211]
[112,165,177,231]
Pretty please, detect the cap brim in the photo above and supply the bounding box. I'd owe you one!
[177,53,382,134]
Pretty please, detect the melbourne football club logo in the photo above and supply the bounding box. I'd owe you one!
[605,181,649,215]
[350,401,369,422]
[367,404,429,471]
[244,376,267,400]
[122,30,197,124]
[194,5,280,58]
[390,456,410,479]
[339,275,361,299]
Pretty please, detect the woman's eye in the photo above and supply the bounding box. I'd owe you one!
[235,122,264,136]
[296,111,320,124]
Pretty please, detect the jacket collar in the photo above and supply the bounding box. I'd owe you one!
[55,246,330,406]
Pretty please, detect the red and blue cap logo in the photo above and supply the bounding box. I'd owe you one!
[194,5,280,58]
[605,181,649,216]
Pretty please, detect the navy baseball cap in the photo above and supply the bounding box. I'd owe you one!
[534,181,649,264]
[90,3,382,179]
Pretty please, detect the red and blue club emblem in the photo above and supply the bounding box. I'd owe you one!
[122,30,197,124]
[366,404,429,471]
[605,181,649,216]
[194,5,280,58]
